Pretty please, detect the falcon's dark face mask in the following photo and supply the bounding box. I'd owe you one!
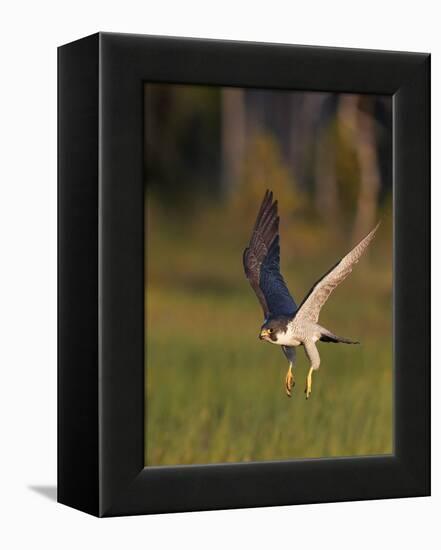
[259,317,290,342]
[259,326,278,342]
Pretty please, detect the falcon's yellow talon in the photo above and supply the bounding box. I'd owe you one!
[305,367,313,399]
[285,366,295,397]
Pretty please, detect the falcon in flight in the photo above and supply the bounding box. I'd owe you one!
[243,190,379,399]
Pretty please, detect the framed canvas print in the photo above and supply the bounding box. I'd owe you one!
[58,32,430,516]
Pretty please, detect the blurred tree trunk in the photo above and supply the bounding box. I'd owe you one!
[339,96,380,244]
[221,88,246,195]
[289,93,328,192]
[288,94,306,188]
[352,107,380,242]
[314,124,339,224]
[312,95,339,224]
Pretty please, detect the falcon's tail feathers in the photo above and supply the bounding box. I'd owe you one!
[319,329,359,345]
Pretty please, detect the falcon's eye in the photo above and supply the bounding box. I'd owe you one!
[268,328,274,333]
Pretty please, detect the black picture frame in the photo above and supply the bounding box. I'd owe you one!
[58,32,430,517]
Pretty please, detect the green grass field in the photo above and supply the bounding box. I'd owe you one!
[145,200,393,466]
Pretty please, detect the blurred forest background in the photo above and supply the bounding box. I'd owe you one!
[144,83,393,466]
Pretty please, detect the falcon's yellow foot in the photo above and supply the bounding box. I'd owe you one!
[285,365,295,397]
[305,367,313,400]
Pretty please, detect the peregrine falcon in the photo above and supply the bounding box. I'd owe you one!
[243,190,379,398]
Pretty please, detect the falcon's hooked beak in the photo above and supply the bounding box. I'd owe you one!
[259,329,271,340]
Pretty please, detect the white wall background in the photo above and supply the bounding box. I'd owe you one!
[0,1,438,548]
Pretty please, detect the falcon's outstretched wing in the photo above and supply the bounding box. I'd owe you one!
[295,223,379,324]
[243,190,297,319]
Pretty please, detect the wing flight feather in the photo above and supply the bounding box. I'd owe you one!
[243,190,297,319]
[295,224,380,323]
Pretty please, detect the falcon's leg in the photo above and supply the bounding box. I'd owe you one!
[303,340,320,399]
[305,367,313,400]
[282,346,296,397]
[285,365,295,397]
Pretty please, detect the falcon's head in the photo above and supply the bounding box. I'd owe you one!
[259,317,290,344]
